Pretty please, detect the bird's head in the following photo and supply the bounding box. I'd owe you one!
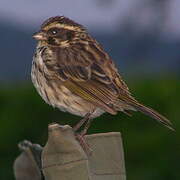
[33,16,88,47]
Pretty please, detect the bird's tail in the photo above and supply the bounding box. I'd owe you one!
[119,95,174,131]
[131,102,174,131]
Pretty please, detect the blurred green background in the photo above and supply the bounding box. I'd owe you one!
[0,76,179,180]
[1,0,180,179]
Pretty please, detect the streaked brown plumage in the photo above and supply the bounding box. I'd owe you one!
[31,16,174,132]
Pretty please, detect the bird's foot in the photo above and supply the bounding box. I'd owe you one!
[75,133,92,156]
[73,113,94,156]
[73,112,91,132]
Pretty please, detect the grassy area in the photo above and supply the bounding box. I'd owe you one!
[0,77,179,180]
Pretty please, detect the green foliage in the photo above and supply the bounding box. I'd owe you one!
[0,77,179,180]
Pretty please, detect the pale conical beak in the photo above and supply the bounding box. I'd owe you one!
[33,31,48,41]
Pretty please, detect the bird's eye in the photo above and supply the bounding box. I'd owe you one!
[48,28,59,35]
[52,30,57,34]
[80,33,87,39]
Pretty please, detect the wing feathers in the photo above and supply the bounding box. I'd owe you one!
[64,80,117,115]
[52,45,173,131]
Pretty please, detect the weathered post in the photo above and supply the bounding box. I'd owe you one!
[14,123,126,180]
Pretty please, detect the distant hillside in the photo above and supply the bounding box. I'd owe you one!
[0,21,179,81]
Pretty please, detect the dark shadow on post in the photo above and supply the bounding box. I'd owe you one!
[14,123,126,180]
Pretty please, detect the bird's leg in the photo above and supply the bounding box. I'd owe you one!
[73,110,95,156]
[76,133,92,156]
[75,118,94,155]
[80,118,94,136]
[73,112,91,132]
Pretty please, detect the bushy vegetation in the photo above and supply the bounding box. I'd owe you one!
[0,77,179,180]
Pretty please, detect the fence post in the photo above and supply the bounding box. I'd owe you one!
[14,123,126,180]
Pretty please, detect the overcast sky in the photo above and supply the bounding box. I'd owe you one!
[0,0,180,36]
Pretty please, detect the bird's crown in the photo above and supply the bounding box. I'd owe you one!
[41,16,85,32]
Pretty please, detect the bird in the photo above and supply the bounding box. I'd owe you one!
[32,16,174,135]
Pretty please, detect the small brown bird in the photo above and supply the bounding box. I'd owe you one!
[32,16,174,134]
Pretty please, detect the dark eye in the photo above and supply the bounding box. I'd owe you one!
[80,33,87,39]
[48,28,60,36]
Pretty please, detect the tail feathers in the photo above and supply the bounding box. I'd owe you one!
[132,102,175,131]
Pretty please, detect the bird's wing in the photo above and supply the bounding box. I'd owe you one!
[53,44,173,130]
[55,60,126,114]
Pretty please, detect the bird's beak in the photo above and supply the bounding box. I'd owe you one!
[33,31,48,41]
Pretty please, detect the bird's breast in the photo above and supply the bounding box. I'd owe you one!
[31,49,104,118]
